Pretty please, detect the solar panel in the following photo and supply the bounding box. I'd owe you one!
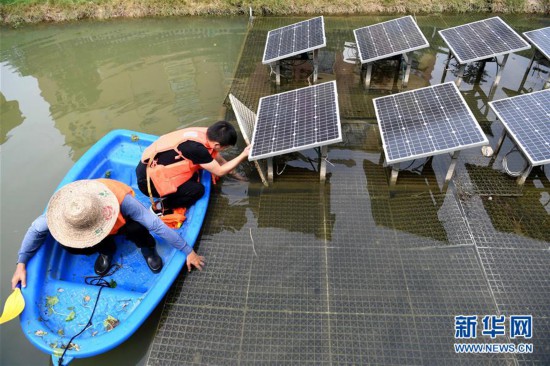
[228,94,256,145]
[353,15,429,64]
[489,89,550,166]
[249,80,341,161]
[524,26,550,60]
[228,94,269,185]
[373,82,488,164]
[262,16,326,64]
[438,17,531,64]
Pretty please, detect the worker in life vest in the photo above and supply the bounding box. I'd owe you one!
[136,121,251,214]
[11,179,205,289]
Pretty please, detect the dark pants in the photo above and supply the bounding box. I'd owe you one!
[63,218,156,256]
[137,173,205,210]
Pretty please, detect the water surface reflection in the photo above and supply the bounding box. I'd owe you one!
[1,14,549,365]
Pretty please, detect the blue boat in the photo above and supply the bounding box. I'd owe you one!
[19,129,211,365]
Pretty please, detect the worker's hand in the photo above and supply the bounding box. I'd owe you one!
[186,250,205,272]
[241,145,251,158]
[12,263,27,289]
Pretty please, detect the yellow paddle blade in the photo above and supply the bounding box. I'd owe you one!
[0,288,25,325]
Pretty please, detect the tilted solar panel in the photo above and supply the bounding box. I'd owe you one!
[489,89,550,166]
[262,16,326,64]
[373,82,488,164]
[524,26,550,60]
[249,81,341,161]
[353,15,429,64]
[439,17,530,64]
[228,94,269,185]
[228,94,256,145]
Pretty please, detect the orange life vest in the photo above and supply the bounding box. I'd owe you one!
[140,128,218,197]
[97,178,135,235]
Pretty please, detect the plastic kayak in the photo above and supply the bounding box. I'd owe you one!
[19,129,211,365]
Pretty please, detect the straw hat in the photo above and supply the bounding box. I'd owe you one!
[46,180,119,249]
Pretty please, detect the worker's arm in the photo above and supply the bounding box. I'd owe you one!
[120,195,205,271]
[200,145,251,177]
[12,215,49,289]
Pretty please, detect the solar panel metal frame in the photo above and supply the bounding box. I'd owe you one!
[353,15,430,64]
[262,16,326,64]
[488,89,550,166]
[249,80,342,161]
[523,26,550,61]
[373,82,489,165]
[438,16,531,64]
[228,94,269,186]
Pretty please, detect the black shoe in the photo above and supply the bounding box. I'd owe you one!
[94,253,112,276]
[149,202,173,217]
[141,247,163,273]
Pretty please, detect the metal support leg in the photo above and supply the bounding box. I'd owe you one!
[493,129,507,157]
[319,145,328,182]
[475,61,486,84]
[275,62,281,85]
[267,157,274,183]
[518,61,531,92]
[441,51,452,83]
[517,164,533,186]
[527,50,537,70]
[488,78,499,101]
[402,52,412,87]
[444,151,461,184]
[455,64,466,87]
[363,63,373,89]
[390,163,400,187]
[493,54,509,87]
[313,49,319,83]
[444,51,452,69]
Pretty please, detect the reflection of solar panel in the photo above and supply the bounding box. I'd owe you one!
[439,17,530,64]
[373,82,488,164]
[228,94,269,186]
[249,81,341,161]
[353,15,429,63]
[524,26,550,60]
[262,16,326,64]
[489,89,550,166]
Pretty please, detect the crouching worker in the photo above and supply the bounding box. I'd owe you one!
[11,179,205,289]
[136,121,250,214]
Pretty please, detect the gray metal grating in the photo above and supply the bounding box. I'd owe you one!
[148,16,549,366]
[330,313,424,365]
[478,248,550,317]
[401,247,497,316]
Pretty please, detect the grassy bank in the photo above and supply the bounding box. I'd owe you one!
[0,0,548,26]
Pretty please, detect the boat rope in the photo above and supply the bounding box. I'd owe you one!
[57,263,122,366]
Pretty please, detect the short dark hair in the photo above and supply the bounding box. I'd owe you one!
[207,121,237,146]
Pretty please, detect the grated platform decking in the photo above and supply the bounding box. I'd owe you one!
[147,16,550,365]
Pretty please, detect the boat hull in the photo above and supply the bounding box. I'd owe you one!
[19,129,211,365]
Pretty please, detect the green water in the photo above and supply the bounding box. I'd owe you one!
[1,14,549,365]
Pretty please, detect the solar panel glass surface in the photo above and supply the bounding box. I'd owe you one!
[228,94,256,145]
[228,94,270,185]
[524,26,550,60]
[262,17,326,64]
[489,89,550,166]
[374,82,488,164]
[354,16,429,63]
[249,81,341,160]
[438,17,530,64]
